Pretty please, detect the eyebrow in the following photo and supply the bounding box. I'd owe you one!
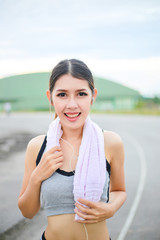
[56,88,88,92]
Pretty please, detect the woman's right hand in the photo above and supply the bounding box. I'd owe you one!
[32,146,63,182]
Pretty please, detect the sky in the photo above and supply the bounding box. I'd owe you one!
[0,0,160,97]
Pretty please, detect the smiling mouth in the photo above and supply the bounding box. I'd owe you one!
[64,112,81,118]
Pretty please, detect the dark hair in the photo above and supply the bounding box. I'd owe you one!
[49,59,95,95]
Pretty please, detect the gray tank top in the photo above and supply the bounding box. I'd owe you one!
[36,136,111,217]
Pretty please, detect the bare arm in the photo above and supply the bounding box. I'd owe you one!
[18,135,63,219]
[107,131,126,215]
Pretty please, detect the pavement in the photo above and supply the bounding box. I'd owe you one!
[0,112,160,240]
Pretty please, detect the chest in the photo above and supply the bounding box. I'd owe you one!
[59,139,81,171]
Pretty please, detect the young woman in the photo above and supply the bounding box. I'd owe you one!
[18,59,126,240]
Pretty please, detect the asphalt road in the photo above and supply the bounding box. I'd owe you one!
[0,112,160,240]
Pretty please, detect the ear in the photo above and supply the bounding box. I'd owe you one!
[46,90,54,105]
[92,88,97,103]
[93,88,97,100]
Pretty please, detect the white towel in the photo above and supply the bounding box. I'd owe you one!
[46,116,106,220]
[46,116,63,151]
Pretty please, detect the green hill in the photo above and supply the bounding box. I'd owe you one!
[0,72,50,111]
[0,72,140,111]
[94,77,140,100]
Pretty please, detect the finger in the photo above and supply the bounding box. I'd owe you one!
[46,151,63,161]
[52,162,63,172]
[55,156,64,164]
[74,208,98,220]
[77,198,96,208]
[55,162,63,168]
[75,203,92,215]
[47,146,62,154]
[52,151,63,159]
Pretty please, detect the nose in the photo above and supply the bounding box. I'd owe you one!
[66,96,78,109]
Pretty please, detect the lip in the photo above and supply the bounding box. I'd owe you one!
[65,112,80,115]
[64,112,81,122]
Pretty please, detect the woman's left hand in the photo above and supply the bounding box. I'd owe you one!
[74,198,115,223]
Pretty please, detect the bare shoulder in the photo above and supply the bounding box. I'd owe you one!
[103,130,124,164]
[27,134,46,151]
[104,130,123,146]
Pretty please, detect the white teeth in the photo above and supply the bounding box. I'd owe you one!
[65,113,80,118]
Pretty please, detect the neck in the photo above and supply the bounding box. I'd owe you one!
[61,126,83,142]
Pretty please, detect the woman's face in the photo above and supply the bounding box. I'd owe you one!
[50,74,96,130]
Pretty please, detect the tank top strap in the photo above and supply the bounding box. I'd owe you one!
[101,128,111,176]
[36,136,47,166]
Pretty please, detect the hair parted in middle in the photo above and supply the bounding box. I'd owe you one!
[49,59,95,95]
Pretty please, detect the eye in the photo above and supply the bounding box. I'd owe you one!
[57,92,66,97]
[78,92,88,96]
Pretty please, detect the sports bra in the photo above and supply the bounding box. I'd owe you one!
[36,136,111,217]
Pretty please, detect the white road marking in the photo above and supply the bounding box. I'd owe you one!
[116,133,147,240]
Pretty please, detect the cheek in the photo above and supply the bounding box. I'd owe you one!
[81,99,92,110]
[78,97,92,110]
[53,100,64,112]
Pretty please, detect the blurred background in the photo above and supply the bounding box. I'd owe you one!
[0,0,160,114]
[0,0,160,239]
